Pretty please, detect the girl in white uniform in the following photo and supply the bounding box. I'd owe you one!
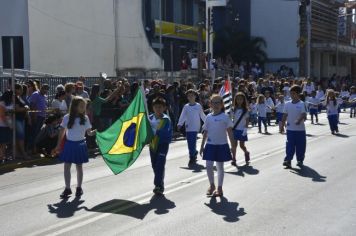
[231,92,250,166]
[200,95,236,197]
[323,90,342,134]
[349,86,356,118]
[256,94,269,134]
[55,97,96,198]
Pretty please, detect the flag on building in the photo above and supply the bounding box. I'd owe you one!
[219,78,232,114]
[96,90,153,175]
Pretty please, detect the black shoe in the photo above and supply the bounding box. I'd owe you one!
[231,160,237,167]
[296,161,303,167]
[283,161,291,168]
[75,187,83,197]
[153,186,164,195]
[60,188,72,198]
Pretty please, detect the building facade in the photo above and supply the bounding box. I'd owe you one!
[308,0,356,80]
[144,0,206,71]
[215,0,356,80]
[0,0,162,76]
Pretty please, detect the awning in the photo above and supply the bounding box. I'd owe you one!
[312,42,356,54]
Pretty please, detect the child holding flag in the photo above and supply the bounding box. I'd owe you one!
[149,97,173,195]
[177,89,206,166]
[200,95,236,197]
[55,97,96,198]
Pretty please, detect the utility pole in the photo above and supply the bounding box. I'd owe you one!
[306,0,311,78]
[197,23,203,81]
[10,38,16,160]
[159,0,163,70]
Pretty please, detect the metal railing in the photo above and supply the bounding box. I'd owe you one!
[0,66,64,78]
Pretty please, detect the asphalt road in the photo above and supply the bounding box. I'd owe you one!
[0,112,356,236]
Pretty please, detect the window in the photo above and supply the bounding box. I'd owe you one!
[2,36,24,69]
[182,0,193,25]
[161,0,173,22]
[329,54,336,66]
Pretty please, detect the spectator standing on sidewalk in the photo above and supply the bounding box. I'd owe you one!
[0,91,13,164]
[29,84,49,154]
[51,91,68,115]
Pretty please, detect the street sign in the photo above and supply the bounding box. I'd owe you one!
[206,0,226,7]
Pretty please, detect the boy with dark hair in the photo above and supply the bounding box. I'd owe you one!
[178,89,206,166]
[282,85,307,168]
[149,97,173,195]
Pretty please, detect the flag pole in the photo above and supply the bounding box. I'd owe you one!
[228,74,233,119]
[140,83,150,118]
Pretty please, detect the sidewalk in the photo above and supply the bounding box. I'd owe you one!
[0,132,184,173]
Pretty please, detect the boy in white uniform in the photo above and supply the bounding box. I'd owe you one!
[282,85,307,168]
[264,91,275,126]
[178,89,206,165]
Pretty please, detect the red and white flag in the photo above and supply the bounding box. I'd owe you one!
[219,79,232,114]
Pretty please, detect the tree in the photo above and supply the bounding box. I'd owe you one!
[214,28,268,65]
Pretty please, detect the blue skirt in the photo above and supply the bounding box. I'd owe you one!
[0,127,12,144]
[233,130,248,142]
[203,144,232,162]
[59,140,89,164]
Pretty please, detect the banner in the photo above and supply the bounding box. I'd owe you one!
[154,20,206,42]
[338,7,347,37]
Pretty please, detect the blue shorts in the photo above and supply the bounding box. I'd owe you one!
[309,108,318,115]
[276,112,284,123]
[233,129,248,142]
[203,144,232,162]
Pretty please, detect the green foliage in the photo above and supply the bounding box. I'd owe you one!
[214,28,268,65]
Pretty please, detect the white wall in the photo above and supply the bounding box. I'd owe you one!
[114,0,162,71]
[28,0,116,76]
[251,0,300,61]
[0,0,30,69]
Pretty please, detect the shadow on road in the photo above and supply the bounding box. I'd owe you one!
[290,165,327,182]
[204,196,246,223]
[47,197,86,218]
[87,195,176,220]
[180,163,205,173]
[338,122,349,125]
[225,164,260,177]
[314,123,327,126]
[335,133,349,138]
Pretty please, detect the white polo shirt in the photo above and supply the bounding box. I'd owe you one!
[177,103,206,132]
[283,101,306,131]
[203,112,233,145]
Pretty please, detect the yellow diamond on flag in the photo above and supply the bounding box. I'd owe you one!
[108,112,144,155]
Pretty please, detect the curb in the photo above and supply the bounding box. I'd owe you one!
[0,149,102,172]
[0,157,57,172]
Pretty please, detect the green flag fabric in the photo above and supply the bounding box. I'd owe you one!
[96,90,153,174]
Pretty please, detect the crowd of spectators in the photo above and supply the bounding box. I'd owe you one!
[0,71,355,164]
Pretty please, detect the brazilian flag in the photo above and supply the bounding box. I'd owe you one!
[96,90,153,174]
